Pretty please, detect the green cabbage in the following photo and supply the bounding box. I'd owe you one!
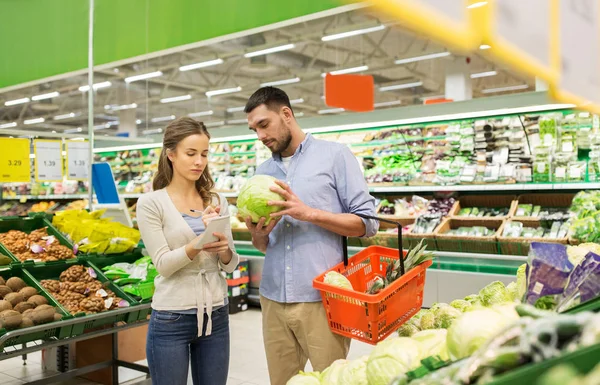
[411,329,450,361]
[419,310,436,330]
[506,282,518,302]
[450,299,471,312]
[397,321,421,337]
[446,308,513,360]
[339,356,369,385]
[434,306,462,329]
[478,281,513,306]
[366,337,423,385]
[464,294,483,307]
[286,371,321,385]
[516,263,527,301]
[490,303,519,322]
[324,271,354,290]
[237,175,285,225]
[321,359,348,385]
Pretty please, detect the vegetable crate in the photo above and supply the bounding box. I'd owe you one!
[313,246,432,345]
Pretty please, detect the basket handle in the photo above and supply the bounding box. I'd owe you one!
[343,214,404,277]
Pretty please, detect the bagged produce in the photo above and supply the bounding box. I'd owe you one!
[557,250,600,312]
[525,243,574,305]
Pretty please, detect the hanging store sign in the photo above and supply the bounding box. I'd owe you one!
[0,138,31,183]
[34,140,64,182]
[66,140,90,180]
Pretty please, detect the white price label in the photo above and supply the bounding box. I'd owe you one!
[556,167,566,179]
[562,142,574,153]
[537,163,547,173]
[570,168,582,179]
[66,141,90,180]
[233,270,241,280]
[232,286,241,297]
[34,140,63,182]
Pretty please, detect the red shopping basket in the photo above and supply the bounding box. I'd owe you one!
[313,214,432,345]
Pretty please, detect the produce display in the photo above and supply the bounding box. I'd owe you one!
[40,265,129,315]
[0,276,62,330]
[377,196,429,217]
[569,190,600,243]
[409,197,456,235]
[514,204,570,218]
[502,220,569,239]
[537,361,600,385]
[0,252,12,266]
[456,207,509,218]
[0,228,76,262]
[444,226,495,237]
[51,209,140,254]
[236,175,285,225]
[101,255,157,300]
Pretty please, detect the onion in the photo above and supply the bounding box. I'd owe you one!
[118,300,130,308]
[87,268,97,278]
[31,244,44,254]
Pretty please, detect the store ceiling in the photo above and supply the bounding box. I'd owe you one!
[0,7,533,138]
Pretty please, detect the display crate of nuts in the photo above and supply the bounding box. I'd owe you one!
[0,243,19,267]
[0,217,77,265]
[0,268,73,351]
[27,262,141,334]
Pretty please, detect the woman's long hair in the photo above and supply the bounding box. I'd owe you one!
[153,117,218,206]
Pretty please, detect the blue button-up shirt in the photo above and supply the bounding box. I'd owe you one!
[257,133,379,303]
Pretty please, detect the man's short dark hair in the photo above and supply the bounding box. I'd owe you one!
[244,86,294,115]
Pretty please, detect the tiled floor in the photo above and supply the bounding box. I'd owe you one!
[0,308,374,384]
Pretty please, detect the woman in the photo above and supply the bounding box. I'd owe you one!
[136,117,239,385]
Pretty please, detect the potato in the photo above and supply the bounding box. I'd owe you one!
[14,302,35,314]
[19,317,34,329]
[31,305,55,325]
[6,277,26,292]
[4,293,24,307]
[27,295,48,307]
[0,285,12,299]
[19,287,37,300]
[0,277,5,286]
[22,309,34,318]
[0,310,22,330]
[0,300,12,312]
[53,313,63,322]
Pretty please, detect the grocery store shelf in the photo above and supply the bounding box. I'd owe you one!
[1,194,88,200]
[368,182,600,193]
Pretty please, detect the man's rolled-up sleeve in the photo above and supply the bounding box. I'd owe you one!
[334,146,379,237]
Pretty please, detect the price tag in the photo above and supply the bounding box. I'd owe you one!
[550,0,600,114]
[34,140,63,182]
[66,140,90,180]
[556,167,566,179]
[232,286,241,297]
[562,141,574,153]
[0,138,31,182]
[371,0,478,52]
[570,167,582,179]
[483,0,555,83]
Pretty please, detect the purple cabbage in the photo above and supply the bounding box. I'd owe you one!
[525,242,574,305]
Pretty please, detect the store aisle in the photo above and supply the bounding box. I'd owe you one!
[0,307,373,384]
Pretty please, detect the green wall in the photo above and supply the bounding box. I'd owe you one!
[0,0,350,89]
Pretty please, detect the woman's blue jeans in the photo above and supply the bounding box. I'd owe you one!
[146,306,230,385]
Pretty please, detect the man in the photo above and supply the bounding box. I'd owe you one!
[243,86,379,385]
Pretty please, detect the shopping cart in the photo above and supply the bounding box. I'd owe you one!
[313,213,433,345]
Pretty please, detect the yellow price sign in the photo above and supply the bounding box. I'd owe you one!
[0,138,31,183]
[476,0,557,84]
[370,0,479,53]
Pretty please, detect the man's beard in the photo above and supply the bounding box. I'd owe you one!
[272,125,293,155]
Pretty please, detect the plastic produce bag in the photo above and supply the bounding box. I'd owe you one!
[557,251,600,312]
[525,242,574,306]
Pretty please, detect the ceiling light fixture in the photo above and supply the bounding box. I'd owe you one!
[318,108,345,115]
[32,92,60,101]
[226,106,246,113]
[151,115,176,123]
[136,119,143,124]
[244,43,295,58]
[374,100,402,108]
[179,58,224,72]
[295,112,305,117]
[470,70,498,79]
[379,81,423,92]
[467,1,488,9]
[188,110,214,118]
[205,121,226,128]
[205,86,242,97]
[124,71,163,83]
[322,65,369,77]
[53,112,77,120]
[227,118,249,125]
[290,98,304,105]
[79,81,112,92]
[24,117,45,125]
[0,122,17,128]
[64,127,83,133]
[142,128,164,135]
[4,97,30,106]
[482,84,529,94]
[479,44,492,50]
[395,52,450,65]
[260,77,301,87]
[105,103,138,111]
[322,24,385,42]
[160,94,192,104]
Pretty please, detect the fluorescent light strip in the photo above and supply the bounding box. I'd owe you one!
[379,81,423,92]
[323,65,369,77]
[124,71,163,83]
[65,127,83,133]
[4,97,30,106]
[71,137,85,141]
[295,112,305,118]
[94,124,108,130]
[136,119,143,124]
[188,110,214,118]
[79,81,112,92]
[227,119,248,125]
[205,87,242,97]
[470,70,498,79]
[318,108,345,114]
[205,121,226,128]
[24,117,45,125]
[260,77,301,87]
[479,44,492,50]
[322,24,385,42]
[179,58,224,72]
[151,115,176,123]
[32,92,59,101]
[395,52,450,65]
[53,112,76,120]
[0,122,17,129]
[374,101,402,108]
[143,128,164,135]
[160,94,192,104]
[244,43,295,58]
[482,84,530,94]
[105,103,138,111]
[467,1,488,9]
[290,98,304,105]
[226,106,246,113]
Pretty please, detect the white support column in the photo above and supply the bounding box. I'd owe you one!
[116,88,137,138]
[445,57,472,101]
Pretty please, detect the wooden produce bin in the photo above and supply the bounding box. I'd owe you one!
[434,218,504,254]
[361,218,414,250]
[513,193,575,220]
[450,194,517,220]
[498,219,568,256]
[404,223,440,251]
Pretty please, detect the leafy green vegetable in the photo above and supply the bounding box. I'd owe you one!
[397,321,420,337]
[339,356,369,385]
[237,175,285,225]
[324,271,354,291]
[450,299,470,312]
[411,329,450,361]
[366,337,423,385]
[516,263,527,301]
[534,295,557,310]
[478,281,513,306]
[419,310,436,330]
[285,371,321,385]
[434,306,462,329]
[321,359,347,385]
